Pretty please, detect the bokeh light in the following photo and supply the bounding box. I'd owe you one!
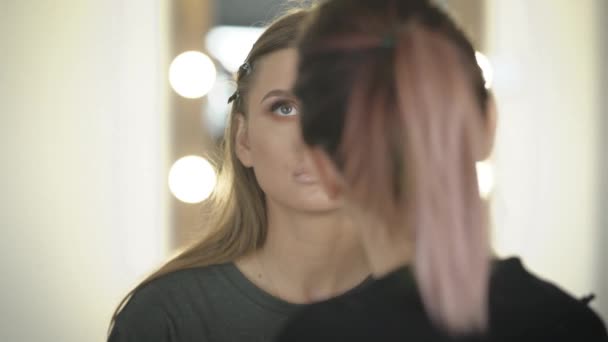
[168,156,217,203]
[169,51,217,98]
[205,26,264,73]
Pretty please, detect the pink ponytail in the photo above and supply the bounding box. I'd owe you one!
[339,26,491,334]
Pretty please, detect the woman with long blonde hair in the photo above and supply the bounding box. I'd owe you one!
[108,8,371,342]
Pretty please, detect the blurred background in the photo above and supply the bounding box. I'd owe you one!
[0,0,606,341]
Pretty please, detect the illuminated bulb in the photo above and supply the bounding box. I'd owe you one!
[169,156,217,203]
[205,26,264,72]
[169,51,217,98]
[476,160,495,199]
[475,51,494,89]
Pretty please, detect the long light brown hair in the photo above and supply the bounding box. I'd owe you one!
[108,9,311,334]
[295,0,490,335]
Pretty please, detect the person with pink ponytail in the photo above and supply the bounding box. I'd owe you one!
[276,0,608,340]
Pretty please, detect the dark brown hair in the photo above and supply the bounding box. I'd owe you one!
[108,9,310,336]
[295,0,490,335]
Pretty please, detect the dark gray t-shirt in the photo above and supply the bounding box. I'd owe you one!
[109,263,369,342]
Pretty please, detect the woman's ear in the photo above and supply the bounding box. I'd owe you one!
[234,114,253,167]
[478,94,498,161]
[309,147,345,200]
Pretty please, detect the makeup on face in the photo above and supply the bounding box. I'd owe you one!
[260,89,300,121]
[293,167,319,185]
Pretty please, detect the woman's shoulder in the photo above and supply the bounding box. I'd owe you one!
[277,259,608,341]
[141,263,229,294]
[123,263,228,308]
[109,263,232,341]
[489,257,608,340]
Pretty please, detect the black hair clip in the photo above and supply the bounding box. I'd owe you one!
[239,62,252,75]
[229,62,251,104]
[581,293,596,306]
[228,91,239,104]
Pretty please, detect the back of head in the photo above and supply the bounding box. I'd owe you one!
[295,0,490,335]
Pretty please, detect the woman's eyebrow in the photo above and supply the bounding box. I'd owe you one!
[260,89,294,103]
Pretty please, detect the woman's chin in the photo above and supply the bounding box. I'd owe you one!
[289,193,344,213]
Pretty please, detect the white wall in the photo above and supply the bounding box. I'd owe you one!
[0,1,170,341]
[597,0,608,321]
[486,0,605,318]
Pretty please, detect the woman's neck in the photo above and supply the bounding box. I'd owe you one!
[359,223,414,279]
[237,200,370,304]
[349,209,414,279]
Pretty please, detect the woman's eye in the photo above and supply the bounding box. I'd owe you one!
[271,102,298,116]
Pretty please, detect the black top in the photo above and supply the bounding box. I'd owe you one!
[108,262,371,342]
[277,258,608,341]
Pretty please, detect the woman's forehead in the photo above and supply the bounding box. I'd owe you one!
[250,48,298,100]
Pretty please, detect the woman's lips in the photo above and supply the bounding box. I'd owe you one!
[293,169,318,184]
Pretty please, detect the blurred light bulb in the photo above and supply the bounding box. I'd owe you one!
[476,160,495,199]
[205,26,264,72]
[475,51,494,89]
[169,156,217,203]
[169,51,217,98]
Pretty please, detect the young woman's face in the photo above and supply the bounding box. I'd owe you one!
[235,48,342,213]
